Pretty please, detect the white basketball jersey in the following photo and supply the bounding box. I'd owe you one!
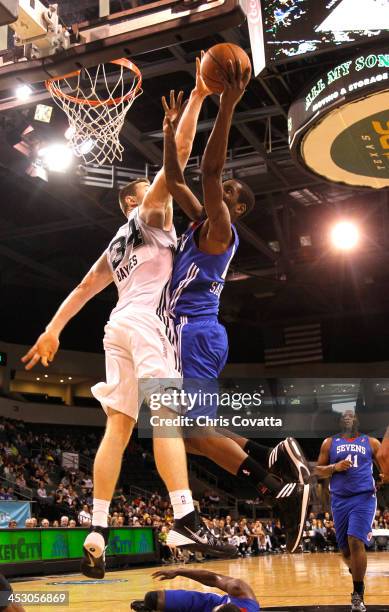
[107,207,177,318]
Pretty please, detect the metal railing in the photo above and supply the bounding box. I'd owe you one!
[0,476,33,500]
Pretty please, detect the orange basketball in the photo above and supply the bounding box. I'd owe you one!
[200,43,252,95]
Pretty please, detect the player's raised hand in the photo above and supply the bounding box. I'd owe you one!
[193,52,212,99]
[335,459,353,472]
[152,569,178,581]
[21,331,59,370]
[161,90,186,133]
[220,58,250,108]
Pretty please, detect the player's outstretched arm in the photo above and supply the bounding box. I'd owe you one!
[140,58,210,225]
[21,252,112,370]
[153,569,256,601]
[201,59,250,248]
[162,96,204,222]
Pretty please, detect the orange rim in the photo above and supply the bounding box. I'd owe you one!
[45,58,142,107]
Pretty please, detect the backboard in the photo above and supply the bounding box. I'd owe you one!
[0,0,245,97]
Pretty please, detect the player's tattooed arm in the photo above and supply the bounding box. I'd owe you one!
[162,95,204,222]
[153,569,257,601]
[315,437,352,478]
[21,252,112,370]
[201,59,250,248]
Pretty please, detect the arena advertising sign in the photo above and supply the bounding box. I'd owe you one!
[0,502,30,529]
[288,46,389,188]
[0,528,155,564]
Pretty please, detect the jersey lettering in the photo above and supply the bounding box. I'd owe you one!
[109,218,144,270]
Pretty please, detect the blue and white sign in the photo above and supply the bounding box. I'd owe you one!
[0,501,31,528]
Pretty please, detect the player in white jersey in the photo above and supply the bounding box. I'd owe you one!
[21,63,235,579]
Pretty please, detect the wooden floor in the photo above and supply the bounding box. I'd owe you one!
[11,552,389,611]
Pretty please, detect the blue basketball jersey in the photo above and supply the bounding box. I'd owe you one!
[164,589,260,612]
[169,221,239,318]
[329,434,375,497]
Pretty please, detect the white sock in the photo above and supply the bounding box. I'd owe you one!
[170,489,195,519]
[84,531,105,558]
[92,498,110,528]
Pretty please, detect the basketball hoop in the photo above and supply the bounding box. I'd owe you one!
[45,58,142,166]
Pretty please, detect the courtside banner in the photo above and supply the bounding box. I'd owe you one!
[0,527,155,564]
[137,377,388,439]
[0,501,30,528]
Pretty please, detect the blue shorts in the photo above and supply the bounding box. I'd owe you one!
[175,316,228,419]
[331,491,377,550]
[164,589,260,612]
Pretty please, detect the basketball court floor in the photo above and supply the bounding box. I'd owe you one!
[11,553,389,611]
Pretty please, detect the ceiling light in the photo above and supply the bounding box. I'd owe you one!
[37,143,73,172]
[16,84,33,101]
[330,221,359,251]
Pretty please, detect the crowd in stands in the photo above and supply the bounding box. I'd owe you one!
[1,416,389,560]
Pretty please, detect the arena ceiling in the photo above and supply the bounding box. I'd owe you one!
[1,1,389,358]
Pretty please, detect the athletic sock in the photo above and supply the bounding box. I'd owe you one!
[92,498,110,528]
[353,581,365,598]
[237,456,283,494]
[170,489,195,519]
[243,440,271,466]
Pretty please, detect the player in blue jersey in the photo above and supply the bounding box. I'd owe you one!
[131,567,260,612]
[316,410,383,612]
[162,58,310,555]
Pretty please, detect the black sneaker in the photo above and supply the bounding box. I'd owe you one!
[274,483,310,553]
[166,510,237,558]
[80,526,109,579]
[131,601,149,611]
[269,437,310,485]
[351,592,366,612]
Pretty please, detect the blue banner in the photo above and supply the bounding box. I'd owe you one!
[0,501,31,528]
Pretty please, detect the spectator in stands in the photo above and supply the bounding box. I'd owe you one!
[31,517,38,527]
[273,519,287,551]
[312,519,327,551]
[78,504,92,526]
[52,520,59,527]
[8,520,17,528]
[15,473,26,489]
[37,480,49,500]
[69,519,77,528]
[60,516,69,527]
[158,525,177,564]
[24,518,34,528]
[40,518,50,528]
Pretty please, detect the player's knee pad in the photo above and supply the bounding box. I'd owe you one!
[144,591,159,610]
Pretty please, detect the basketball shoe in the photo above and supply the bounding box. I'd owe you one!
[80,525,109,579]
[268,437,311,485]
[131,602,149,611]
[167,509,237,557]
[351,592,366,611]
[274,482,311,553]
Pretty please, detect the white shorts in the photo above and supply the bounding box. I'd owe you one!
[91,310,181,421]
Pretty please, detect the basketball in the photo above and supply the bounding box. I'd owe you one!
[200,43,252,94]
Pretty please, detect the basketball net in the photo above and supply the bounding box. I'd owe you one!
[46,59,142,166]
